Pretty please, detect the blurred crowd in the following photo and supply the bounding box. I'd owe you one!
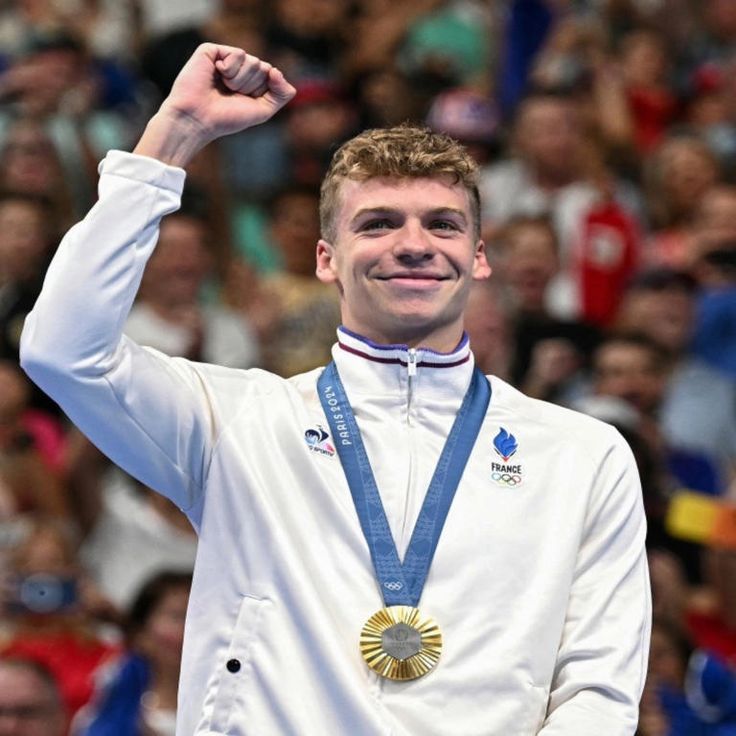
[0,0,735,734]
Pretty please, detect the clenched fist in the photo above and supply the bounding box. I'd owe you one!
[135,44,296,168]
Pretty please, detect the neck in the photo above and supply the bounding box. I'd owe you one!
[341,324,465,354]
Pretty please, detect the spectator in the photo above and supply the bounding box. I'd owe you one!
[615,268,736,492]
[492,216,600,402]
[0,518,118,721]
[480,89,642,321]
[638,620,712,735]
[591,333,722,495]
[75,571,191,736]
[249,185,340,376]
[0,362,67,519]
[462,281,512,380]
[0,122,76,227]
[75,449,197,610]
[617,29,678,155]
[0,193,57,364]
[690,233,736,381]
[0,32,133,216]
[124,209,260,368]
[0,657,66,736]
[645,134,721,270]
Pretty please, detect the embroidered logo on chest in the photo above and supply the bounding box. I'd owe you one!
[491,427,523,487]
[304,425,336,457]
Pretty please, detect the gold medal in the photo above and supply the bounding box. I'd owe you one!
[360,605,442,680]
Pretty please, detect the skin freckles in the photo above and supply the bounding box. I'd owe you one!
[315,176,491,351]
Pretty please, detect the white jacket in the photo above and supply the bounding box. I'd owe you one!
[20,152,651,736]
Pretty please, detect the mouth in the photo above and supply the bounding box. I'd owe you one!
[376,273,450,287]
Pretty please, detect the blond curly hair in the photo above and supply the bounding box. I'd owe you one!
[320,125,481,243]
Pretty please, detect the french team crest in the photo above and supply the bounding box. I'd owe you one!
[304,426,335,457]
[491,428,523,487]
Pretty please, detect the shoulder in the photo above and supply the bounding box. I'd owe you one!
[487,375,625,454]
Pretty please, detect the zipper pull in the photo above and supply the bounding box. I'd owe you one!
[407,348,418,377]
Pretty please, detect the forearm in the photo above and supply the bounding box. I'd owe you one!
[21,151,185,376]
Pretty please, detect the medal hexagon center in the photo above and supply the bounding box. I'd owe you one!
[381,622,422,661]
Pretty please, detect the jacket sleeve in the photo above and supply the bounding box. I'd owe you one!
[538,431,652,735]
[20,151,216,516]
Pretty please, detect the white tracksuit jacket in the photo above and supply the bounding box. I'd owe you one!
[20,152,651,735]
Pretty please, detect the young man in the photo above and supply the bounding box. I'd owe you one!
[20,45,650,734]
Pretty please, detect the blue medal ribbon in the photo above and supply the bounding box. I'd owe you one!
[317,361,490,607]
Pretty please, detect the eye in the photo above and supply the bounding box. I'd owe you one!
[362,218,395,231]
[429,219,461,232]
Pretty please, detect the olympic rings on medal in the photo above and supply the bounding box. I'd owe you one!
[383,581,403,591]
[491,472,522,486]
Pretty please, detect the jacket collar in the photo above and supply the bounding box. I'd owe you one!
[331,326,475,406]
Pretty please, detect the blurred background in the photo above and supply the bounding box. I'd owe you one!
[0,0,735,733]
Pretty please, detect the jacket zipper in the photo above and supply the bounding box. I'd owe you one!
[407,348,417,426]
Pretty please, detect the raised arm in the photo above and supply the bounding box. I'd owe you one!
[19,46,295,517]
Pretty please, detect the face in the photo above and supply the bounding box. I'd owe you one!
[593,342,665,415]
[616,289,694,353]
[499,224,558,311]
[0,665,65,736]
[516,99,581,179]
[695,187,736,249]
[621,34,667,87]
[463,283,510,375]
[0,201,47,282]
[661,142,718,213]
[141,217,210,305]
[0,127,61,196]
[270,192,321,276]
[316,177,490,350]
[136,587,190,674]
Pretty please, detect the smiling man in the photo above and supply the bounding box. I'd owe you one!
[19,45,650,735]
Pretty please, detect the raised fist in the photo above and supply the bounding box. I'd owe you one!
[165,44,296,140]
[135,44,296,166]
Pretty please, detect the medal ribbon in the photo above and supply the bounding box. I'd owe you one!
[317,361,490,607]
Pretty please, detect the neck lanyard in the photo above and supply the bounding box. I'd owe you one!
[317,360,490,607]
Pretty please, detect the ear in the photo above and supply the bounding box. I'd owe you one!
[472,239,492,281]
[316,239,338,284]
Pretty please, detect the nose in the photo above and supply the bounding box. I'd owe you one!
[393,220,435,263]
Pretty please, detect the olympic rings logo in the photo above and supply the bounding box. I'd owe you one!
[383,581,403,591]
[491,472,523,486]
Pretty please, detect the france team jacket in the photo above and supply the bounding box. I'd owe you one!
[20,151,651,735]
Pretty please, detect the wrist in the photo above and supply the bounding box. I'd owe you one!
[133,106,213,168]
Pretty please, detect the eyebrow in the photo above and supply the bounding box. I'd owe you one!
[350,207,468,228]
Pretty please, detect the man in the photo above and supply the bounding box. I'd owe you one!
[614,268,736,491]
[479,91,642,323]
[20,45,650,734]
[0,658,66,736]
[123,208,260,368]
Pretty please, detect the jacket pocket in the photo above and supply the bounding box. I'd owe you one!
[208,594,270,734]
